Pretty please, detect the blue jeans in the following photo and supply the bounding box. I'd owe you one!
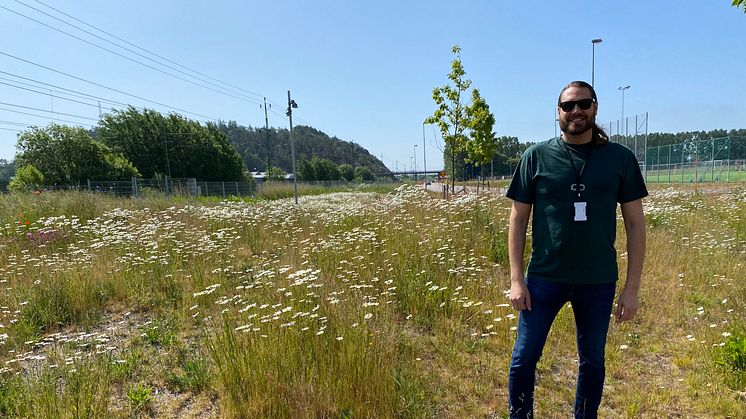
[508,277,616,419]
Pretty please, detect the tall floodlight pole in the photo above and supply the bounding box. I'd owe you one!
[618,85,631,137]
[262,98,271,175]
[554,115,558,139]
[591,38,603,87]
[286,91,299,204]
[422,122,427,181]
[413,144,418,182]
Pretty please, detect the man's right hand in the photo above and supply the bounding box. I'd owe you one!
[509,279,532,311]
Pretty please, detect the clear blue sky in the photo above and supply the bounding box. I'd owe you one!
[1,0,744,171]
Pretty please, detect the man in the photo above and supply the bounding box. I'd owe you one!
[506,81,647,418]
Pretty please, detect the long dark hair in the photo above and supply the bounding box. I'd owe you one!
[558,81,609,146]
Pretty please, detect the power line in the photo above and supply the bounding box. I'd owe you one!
[0,80,113,111]
[16,0,265,103]
[0,119,34,127]
[28,0,271,102]
[2,4,265,107]
[0,102,99,121]
[0,108,95,127]
[0,117,93,130]
[0,71,132,109]
[0,51,216,121]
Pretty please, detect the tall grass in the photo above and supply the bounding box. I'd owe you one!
[0,185,743,417]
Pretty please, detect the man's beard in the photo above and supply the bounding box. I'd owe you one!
[560,115,595,135]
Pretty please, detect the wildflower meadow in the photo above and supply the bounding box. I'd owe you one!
[0,184,743,417]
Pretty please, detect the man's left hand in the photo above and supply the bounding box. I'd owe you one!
[615,287,639,323]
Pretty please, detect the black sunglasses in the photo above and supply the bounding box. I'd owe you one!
[559,98,595,112]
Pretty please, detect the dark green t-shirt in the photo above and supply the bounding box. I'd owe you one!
[506,137,648,284]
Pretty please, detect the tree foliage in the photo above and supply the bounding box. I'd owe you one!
[15,124,139,185]
[353,166,374,181]
[296,156,375,182]
[426,45,472,191]
[465,88,497,186]
[97,107,247,181]
[339,164,355,181]
[266,166,287,181]
[216,122,391,177]
[8,164,44,193]
[733,0,746,13]
[0,159,15,191]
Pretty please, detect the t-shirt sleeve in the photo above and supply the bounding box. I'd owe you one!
[506,149,536,204]
[617,148,649,203]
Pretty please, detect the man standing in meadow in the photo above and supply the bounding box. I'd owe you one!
[505,81,647,418]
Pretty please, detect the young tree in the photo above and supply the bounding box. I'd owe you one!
[465,88,497,190]
[339,163,355,181]
[298,158,315,181]
[8,164,44,193]
[425,45,472,193]
[354,166,374,181]
[266,166,287,181]
[310,157,340,181]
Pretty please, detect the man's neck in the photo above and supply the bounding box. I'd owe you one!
[561,132,592,145]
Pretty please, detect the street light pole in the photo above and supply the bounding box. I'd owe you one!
[618,85,631,137]
[422,122,427,182]
[286,90,299,204]
[591,38,603,87]
[262,97,271,175]
[413,144,418,182]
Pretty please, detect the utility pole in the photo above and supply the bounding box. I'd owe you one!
[262,98,271,176]
[618,85,631,137]
[422,122,427,181]
[591,38,603,87]
[286,90,299,204]
[413,144,418,182]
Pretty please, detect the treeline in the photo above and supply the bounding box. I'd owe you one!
[297,156,375,182]
[448,135,530,179]
[217,122,390,176]
[6,107,248,192]
[645,128,746,150]
[2,108,393,192]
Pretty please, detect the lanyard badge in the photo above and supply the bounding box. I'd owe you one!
[574,202,587,221]
[561,139,592,222]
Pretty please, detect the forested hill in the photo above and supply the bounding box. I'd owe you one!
[217,121,391,175]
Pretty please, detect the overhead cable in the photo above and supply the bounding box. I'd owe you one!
[1,5,267,107]
[29,0,270,101]
[0,51,216,121]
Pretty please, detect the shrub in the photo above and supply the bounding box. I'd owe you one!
[8,164,44,193]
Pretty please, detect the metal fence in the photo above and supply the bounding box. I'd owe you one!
[80,178,396,198]
[603,112,649,169]
[602,113,745,183]
[643,136,746,183]
[85,178,257,197]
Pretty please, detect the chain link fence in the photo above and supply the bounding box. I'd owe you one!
[602,113,745,183]
[85,178,257,198]
[643,136,746,183]
[603,112,649,170]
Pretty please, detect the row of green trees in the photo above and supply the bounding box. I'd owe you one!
[297,156,375,182]
[7,108,249,191]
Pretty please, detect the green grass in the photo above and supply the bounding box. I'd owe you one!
[0,185,743,417]
[644,167,746,183]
